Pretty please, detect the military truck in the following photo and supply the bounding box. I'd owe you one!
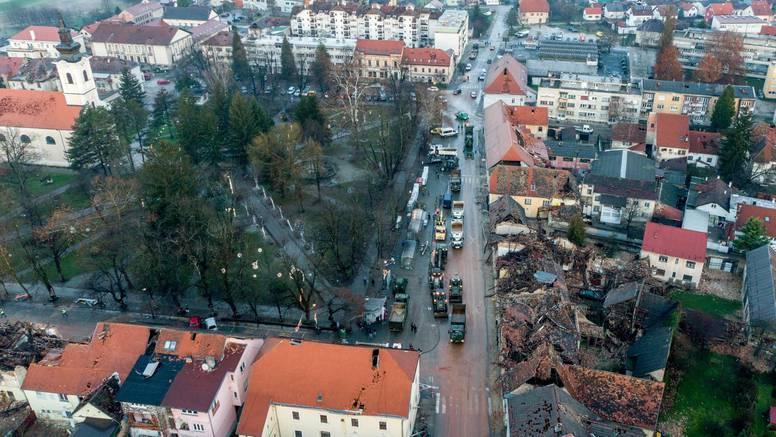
[449,275,463,304]
[432,291,448,318]
[452,201,464,219]
[450,169,461,192]
[449,304,466,343]
[464,126,474,159]
[389,302,407,332]
[451,219,464,249]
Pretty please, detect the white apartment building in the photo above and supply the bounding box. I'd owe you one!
[537,74,642,124]
[673,27,776,79]
[430,9,468,58]
[90,22,193,66]
[244,36,355,75]
[711,15,766,34]
[641,222,707,287]
[7,26,86,59]
[290,4,438,49]
[241,0,303,13]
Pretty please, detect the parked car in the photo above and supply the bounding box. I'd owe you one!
[156,79,170,85]
[287,86,296,95]
[455,112,469,121]
[431,127,458,137]
[470,91,477,99]
[576,125,594,134]
[453,88,462,95]
[427,86,439,92]
[465,63,472,71]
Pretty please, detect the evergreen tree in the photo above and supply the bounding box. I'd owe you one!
[280,36,297,82]
[734,217,771,251]
[118,68,146,105]
[567,215,586,246]
[294,95,330,146]
[151,88,176,138]
[66,106,124,176]
[227,94,272,164]
[719,110,754,187]
[309,42,332,92]
[176,91,220,165]
[711,86,735,131]
[111,97,149,168]
[232,31,251,82]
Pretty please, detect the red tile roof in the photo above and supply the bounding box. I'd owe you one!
[10,25,75,42]
[655,113,690,150]
[762,25,776,35]
[155,329,227,359]
[22,323,151,396]
[91,21,182,45]
[489,165,573,199]
[506,105,548,127]
[237,339,420,437]
[707,2,735,16]
[0,89,82,131]
[484,55,528,96]
[401,47,450,66]
[750,0,772,16]
[688,131,721,155]
[201,31,232,47]
[520,0,550,13]
[642,222,707,262]
[484,101,535,168]
[754,126,776,163]
[584,6,603,14]
[356,39,405,56]
[735,204,776,237]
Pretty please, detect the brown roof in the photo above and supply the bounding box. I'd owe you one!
[754,126,776,163]
[761,25,776,35]
[655,113,689,150]
[91,21,183,46]
[0,57,25,78]
[237,339,420,437]
[489,166,574,199]
[558,365,665,430]
[485,101,535,168]
[520,0,550,13]
[688,130,721,155]
[0,89,82,131]
[507,105,548,127]
[751,0,772,15]
[155,329,227,359]
[355,39,405,56]
[707,2,735,15]
[484,55,528,96]
[612,122,646,145]
[585,6,603,14]
[22,323,151,396]
[10,25,76,42]
[201,30,232,47]
[736,204,776,237]
[401,47,451,66]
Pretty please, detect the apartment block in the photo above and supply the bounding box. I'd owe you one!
[537,74,642,124]
[673,27,776,79]
[430,9,468,57]
[640,79,756,126]
[244,36,356,76]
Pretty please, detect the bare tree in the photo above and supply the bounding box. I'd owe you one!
[33,206,79,283]
[0,128,41,223]
[330,56,369,150]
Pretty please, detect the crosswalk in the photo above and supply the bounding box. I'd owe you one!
[434,389,490,416]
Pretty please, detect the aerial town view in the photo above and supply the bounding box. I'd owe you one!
[0,0,776,435]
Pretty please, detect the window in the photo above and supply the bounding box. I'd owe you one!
[192,423,205,432]
[292,411,300,420]
[295,432,303,437]
[20,135,30,144]
[83,70,88,81]
[686,261,696,269]
[320,433,331,437]
[351,418,359,427]
[181,409,197,415]
[379,421,387,430]
[240,362,245,372]
[658,256,668,263]
[655,268,666,276]
[66,73,73,84]
[682,275,693,282]
[210,399,220,415]
[58,393,68,402]
[45,136,55,145]
[320,415,328,424]
[524,198,532,205]
[163,340,177,351]
[542,200,551,207]
[0,134,5,142]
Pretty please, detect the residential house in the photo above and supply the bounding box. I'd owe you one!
[0,57,25,84]
[484,101,548,170]
[623,6,658,33]
[705,2,736,23]
[504,105,548,139]
[611,122,647,151]
[679,2,701,17]
[483,55,533,108]
[488,166,577,218]
[603,3,627,20]
[118,329,262,437]
[489,194,531,237]
[519,0,550,24]
[546,142,597,171]
[89,56,144,101]
[7,26,85,59]
[742,0,773,22]
[752,126,776,185]
[90,22,193,66]
[686,177,736,230]
[22,323,152,425]
[236,339,421,437]
[641,221,707,286]
[115,1,165,24]
[580,150,657,225]
[742,244,776,331]
[537,74,642,124]
[688,131,721,167]
[199,31,232,65]
[641,79,756,126]
[636,19,665,47]
[431,9,468,58]
[711,15,766,34]
[734,204,776,241]
[7,58,60,91]
[583,6,603,21]
[355,39,405,81]
[625,305,677,381]
[189,20,230,45]
[401,47,454,84]
[162,6,218,28]
[652,5,677,21]
[647,112,690,162]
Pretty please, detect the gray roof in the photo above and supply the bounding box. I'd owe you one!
[538,40,599,63]
[638,19,665,33]
[163,6,213,21]
[116,355,184,406]
[627,323,674,378]
[660,183,687,210]
[744,244,776,326]
[641,79,756,100]
[590,150,656,181]
[72,419,119,437]
[585,174,657,201]
[547,141,598,160]
[686,178,733,209]
[605,2,626,12]
[599,194,627,208]
[603,282,641,308]
[505,385,644,437]
[89,56,138,74]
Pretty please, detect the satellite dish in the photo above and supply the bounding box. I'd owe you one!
[201,363,210,371]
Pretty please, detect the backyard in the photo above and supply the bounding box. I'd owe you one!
[670,290,741,318]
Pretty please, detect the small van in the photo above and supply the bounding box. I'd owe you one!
[438,127,458,137]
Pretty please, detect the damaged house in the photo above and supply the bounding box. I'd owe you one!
[489,166,577,219]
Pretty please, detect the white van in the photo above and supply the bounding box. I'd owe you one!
[437,127,458,137]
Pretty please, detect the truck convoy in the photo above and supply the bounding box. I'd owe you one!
[449,275,463,304]
[450,169,461,192]
[449,304,466,343]
[464,126,474,159]
[452,201,464,219]
[451,219,464,249]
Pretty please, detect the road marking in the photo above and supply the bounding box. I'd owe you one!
[442,397,447,415]
[487,388,492,415]
[435,392,440,414]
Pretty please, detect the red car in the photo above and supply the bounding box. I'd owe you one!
[156,79,171,85]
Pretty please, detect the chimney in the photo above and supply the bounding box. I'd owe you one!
[30,30,36,41]
[371,348,380,369]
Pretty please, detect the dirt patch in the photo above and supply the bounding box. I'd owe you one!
[698,269,742,301]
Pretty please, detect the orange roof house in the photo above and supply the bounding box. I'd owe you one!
[484,55,529,97]
[236,339,420,437]
[506,105,548,127]
[355,39,405,56]
[520,0,550,13]
[22,323,151,396]
[736,204,776,237]
[155,329,228,359]
[485,101,550,169]
[10,25,77,42]
[401,47,451,67]
[705,2,735,22]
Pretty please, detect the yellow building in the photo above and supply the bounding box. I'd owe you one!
[355,39,404,81]
[488,166,577,218]
[641,79,756,126]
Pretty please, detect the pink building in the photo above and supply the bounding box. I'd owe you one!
[117,329,262,437]
[546,142,597,171]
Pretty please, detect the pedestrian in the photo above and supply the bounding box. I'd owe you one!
[0,308,5,318]
[371,278,375,286]
[61,308,68,318]
[363,276,368,286]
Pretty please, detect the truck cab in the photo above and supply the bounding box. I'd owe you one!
[449,304,466,343]
[449,275,463,304]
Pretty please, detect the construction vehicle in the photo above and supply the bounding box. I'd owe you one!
[449,304,466,343]
[449,275,463,304]
[434,211,447,242]
[450,169,461,192]
[452,201,464,219]
[389,302,407,332]
[451,219,464,249]
[431,243,448,271]
[464,126,474,159]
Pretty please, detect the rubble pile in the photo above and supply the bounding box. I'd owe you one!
[0,322,64,370]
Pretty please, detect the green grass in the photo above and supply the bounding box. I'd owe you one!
[0,171,77,198]
[754,373,776,437]
[20,246,90,283]
[52,187,92,210]
[671,291,741,318]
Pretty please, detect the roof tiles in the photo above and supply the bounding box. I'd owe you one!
[519,0,550,13]
[641,221,707,262]
[484,55,528,96]
[655,113,690,150]
[0,89,82,131]
[356,39,405,56]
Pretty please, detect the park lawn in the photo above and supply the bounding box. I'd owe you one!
[53,187,92,210]
[671,291,740,318]
[753,373,776,437]
[0,171,76,198]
